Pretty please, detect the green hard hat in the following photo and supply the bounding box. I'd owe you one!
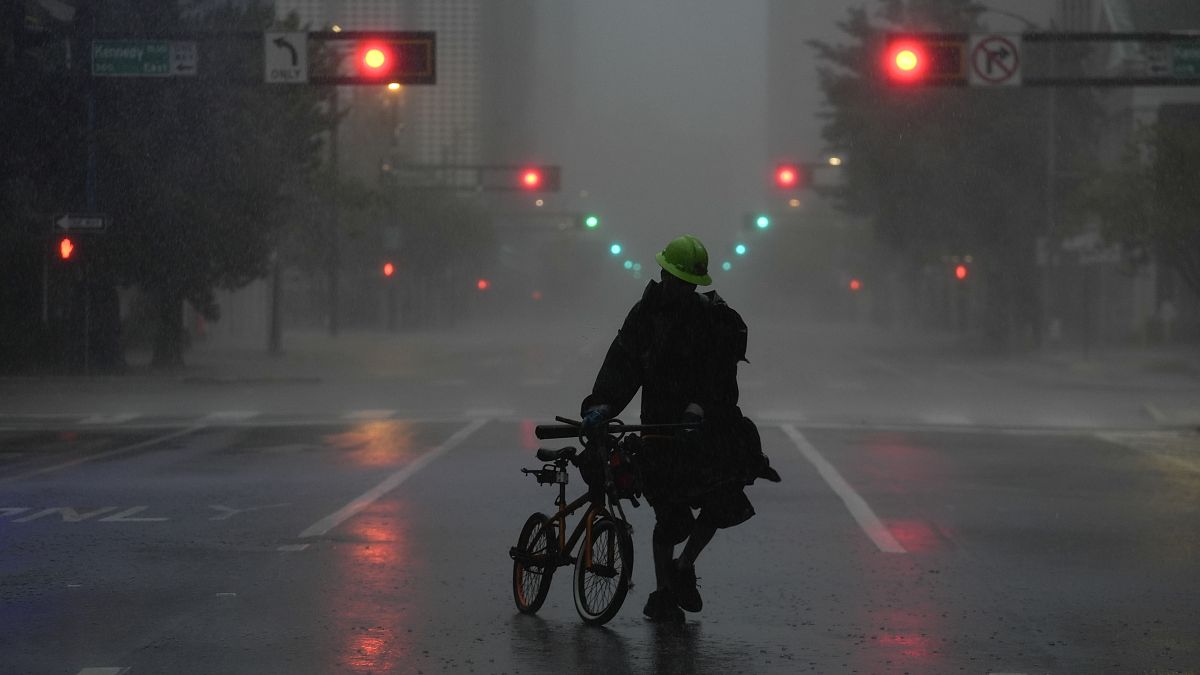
[655,234,712,286]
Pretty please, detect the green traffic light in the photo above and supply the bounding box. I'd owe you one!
[755,215,770,229]
[584,214,600,228]
[623,260,633,270]
[735,243,747,256]
[610,243,622,256]
[722,261,732,271]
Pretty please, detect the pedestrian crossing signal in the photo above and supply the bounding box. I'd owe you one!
[59,237,75,261]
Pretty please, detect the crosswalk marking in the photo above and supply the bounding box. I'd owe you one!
[519,377,559,387]
[342,409,397,420]
[920,413,972,426]
[80,413,140,425]
[754,409,806,422]
[432,378,467,387]
[205,411,260,422]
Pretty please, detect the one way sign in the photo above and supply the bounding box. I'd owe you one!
[265,32,307,84]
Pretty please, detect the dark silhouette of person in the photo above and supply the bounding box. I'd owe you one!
[580,234,780,622]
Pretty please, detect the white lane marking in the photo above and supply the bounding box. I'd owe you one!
[206,411,260,422]
[80,413,140,425]
[1143,402,1168,423]
[920,413,972,426]
[297,418,488,539]
[77,669,129,675]
[465,408,514,419]
[277,543,310,552]
[0,425,203,483]
[15,507,119,523]
[754,409,807,422]
[215,592,237,597]
[519,378,559,387]
[99,506,169,522]
[343,409,398,420]
[944,363,993,383]
[208,503,289,521]
[781,424,906,554]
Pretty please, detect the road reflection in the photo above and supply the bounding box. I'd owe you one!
[324,420,416,467]
[507,614,770,674]
[858,432,947,670]
[332,499,412,673]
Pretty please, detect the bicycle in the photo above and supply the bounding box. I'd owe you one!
[509,415,698,625]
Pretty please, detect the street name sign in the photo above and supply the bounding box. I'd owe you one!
[54,214,106,233]
[264,32,308,84]
[1172,42,1200,77]
[92,40,198,77]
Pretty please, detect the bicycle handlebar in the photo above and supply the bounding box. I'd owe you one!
[534,417,701,440]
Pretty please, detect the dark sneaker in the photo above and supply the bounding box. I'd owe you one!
[672,559,703,613]
[642,590,684,622]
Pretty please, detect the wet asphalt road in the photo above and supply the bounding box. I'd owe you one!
[1,414,1198,674]
[2,320,1200,673]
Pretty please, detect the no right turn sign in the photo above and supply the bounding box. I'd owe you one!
[968,33,1022,86]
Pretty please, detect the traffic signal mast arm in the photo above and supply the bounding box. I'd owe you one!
[884,31,1200,87]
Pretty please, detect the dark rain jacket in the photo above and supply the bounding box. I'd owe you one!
[581,280,747,426]
[580,281,752,500]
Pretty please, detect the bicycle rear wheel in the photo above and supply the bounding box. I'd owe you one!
[572,517,633,625]
[512,512,557,613]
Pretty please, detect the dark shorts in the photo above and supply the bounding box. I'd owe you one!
[652,485,755,545]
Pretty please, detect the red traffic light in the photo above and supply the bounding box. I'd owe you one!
[59,237,75,260]
[520,168,542,190]
[886,41,926,82]
[477,278,490,291]
[775,164,802,189]
[382,262,395,277]
[849,278,862,292]
[883,36,966,84]
[954,264,969,281]
[357,42,395,78]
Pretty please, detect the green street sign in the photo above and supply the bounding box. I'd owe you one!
[1172,43,1200,77]
[92,40,197,77]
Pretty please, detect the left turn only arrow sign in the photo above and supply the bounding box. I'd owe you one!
[265,32,308,84]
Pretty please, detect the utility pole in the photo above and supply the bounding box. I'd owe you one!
[327,85,341,337]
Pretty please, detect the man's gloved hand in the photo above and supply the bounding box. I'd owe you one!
[677,403,704,443]
[581,406,610,433]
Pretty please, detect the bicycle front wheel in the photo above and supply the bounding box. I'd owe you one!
[512,512,557,614]
[572,517,633,625]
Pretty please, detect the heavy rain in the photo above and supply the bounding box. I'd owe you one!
[2,1,1199,673]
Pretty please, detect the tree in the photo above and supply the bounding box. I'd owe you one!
[0,2,92,372]
[94,3,329,366]
[1090,117,1200,302]
[809,0,1100,349]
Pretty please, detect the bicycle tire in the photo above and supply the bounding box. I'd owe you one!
[512,513,557,614]
[572,517,633,625]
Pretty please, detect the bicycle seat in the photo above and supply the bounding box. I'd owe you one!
[536,447,577,462]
